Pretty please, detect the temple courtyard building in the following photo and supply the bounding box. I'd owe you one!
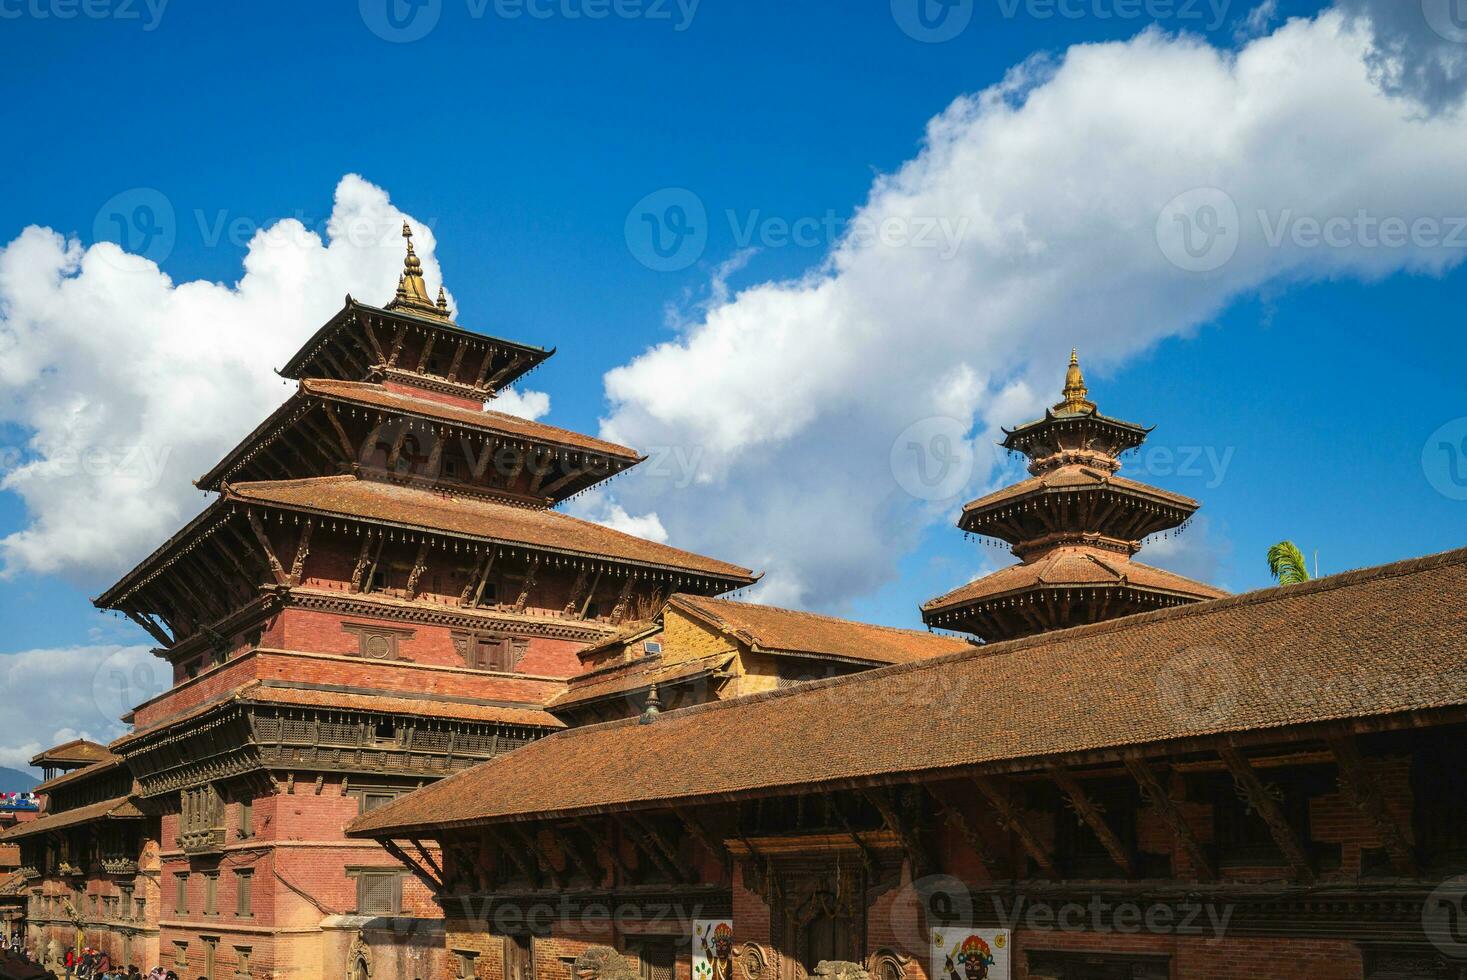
[348,358,1467,980]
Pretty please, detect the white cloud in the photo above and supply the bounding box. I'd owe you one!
[491,387,551,421]
[1337,0,1467,113]
[0,175,547,583]
[0,644,160,771]
[594,10,1467,612]
[566,498,670,544]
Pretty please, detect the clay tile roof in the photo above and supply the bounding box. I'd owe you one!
[922,547,1227,613]
[549,652,735,710]
[31,755,124,796]
[670,594,973,665]
[27,739,109,770]
[224,475,758,583]
[300,379,642,461]
[0,796,143,842]
[113,681,564,749]
[960,465,1199,516]
[347,546,1467,838]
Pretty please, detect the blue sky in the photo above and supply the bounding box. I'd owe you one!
[0,0,1464,758]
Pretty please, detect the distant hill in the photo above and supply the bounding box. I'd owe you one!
[0,767,39,793]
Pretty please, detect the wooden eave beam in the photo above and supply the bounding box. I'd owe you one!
[1326,734,1416,877]
[1124,755,1213,881]
[1218,744,1314,882]
[970,773,1057,879]
[382,838,445,893]
[628,812,686,881]
[618,814,681,882]
[485,827,539,888]
[1046,762,1135,877]
[122,605,174,647]
[573,816,636,885]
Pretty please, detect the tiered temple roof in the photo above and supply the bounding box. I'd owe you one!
[96,225,756,651]
[923,351,1224,641]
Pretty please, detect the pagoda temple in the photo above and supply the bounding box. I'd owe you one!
[8,225,758,979]
[922,351,1225,641]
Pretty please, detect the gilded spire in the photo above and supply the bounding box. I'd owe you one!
[385,222,452,320]
[1054,348,1097,414]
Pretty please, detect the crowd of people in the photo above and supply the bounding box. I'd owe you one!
[2,933,187,980]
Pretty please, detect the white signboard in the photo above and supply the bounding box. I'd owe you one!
[931,927,1010,980]
[693,919,735,980]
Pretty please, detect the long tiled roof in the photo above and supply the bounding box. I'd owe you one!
[549,653,735,710]
[922,546,1227,613]
[349,546,1467,837]
[224,475,758,582]
[0,796,142,842]
[301,379,641,460]
[670,595,973,664]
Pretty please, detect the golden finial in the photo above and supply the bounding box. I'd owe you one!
[1054,348,1097,414]
[386,221,451,320]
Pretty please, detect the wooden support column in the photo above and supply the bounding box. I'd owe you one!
[1124,755,1213,881]
[288,519,314,586]
[970,774,1057,879]
[513,555,540,613]
[404,540,431,600]
[1218,745,1315,882]
[349,534,375,593]
[1047,763,1135,877]
[1327,734,1415,876]
[922,781,999,877]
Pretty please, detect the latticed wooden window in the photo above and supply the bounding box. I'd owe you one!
[175,873,188,913]
[204,872,218,915]
[453,631,527,672]
[355,871,402,915]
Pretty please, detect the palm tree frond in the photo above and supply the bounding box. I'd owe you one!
[1267,540,1312,585]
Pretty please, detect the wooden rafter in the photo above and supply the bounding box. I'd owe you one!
[922,781,998,877]
[245,510,288,584]
[123,605,174,647]
[1047,762,1135,877]
[629,813,685,879]
[486,827,539,887]
[349,534,375,593]
[826,793,879,878]
[1218,745,1314,882]
[386,323,408,367]
[862,788,927,876]
[1327,734,1415,876]
[545,824,600,884]
[672,806,729,870]
[574,816,636,884]
[970,774,1057,879]
[319,403,359,461]
[1124,755,1213,880]
[619,814,681,882]
[509,824,565,889]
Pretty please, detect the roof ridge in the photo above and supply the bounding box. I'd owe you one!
[673,593,949,639]
[506,544,1467,745]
